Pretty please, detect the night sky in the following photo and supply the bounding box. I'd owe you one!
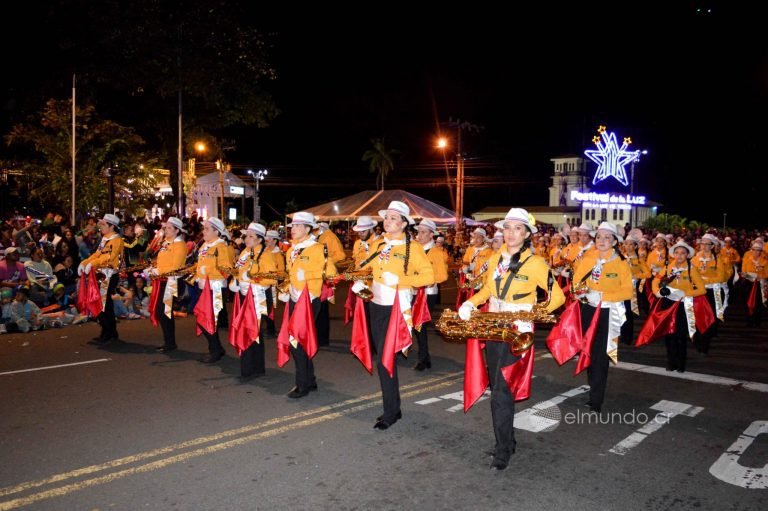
[4,2,767,227]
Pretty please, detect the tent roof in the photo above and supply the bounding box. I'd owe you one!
[192,172,253,198]
[289,189,476,224]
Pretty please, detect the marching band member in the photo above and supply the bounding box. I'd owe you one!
[692,233,728,354]
[279,212,338,398]
[461,227,494,291]
[636,240,711,373]
[351,216,379,267]
[413,218,448,371]
[354,201,433,429]
[150,217,187,353]
[79,214,124,345]
[741,239,767,327]
[490,230,504,252]
[315,221,346,346]
[549,222,632,414]
[264,230,285,337]
[458,208,564,470]
[620,230,651,345]
[229,223,277,380]
[721,236,741,286]
[646,234,669,277]
[192,217,233,364]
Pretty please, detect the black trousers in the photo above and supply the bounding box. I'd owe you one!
[99,273,119,340]
[264,287,276,336]
[288,297,321,391]
[155,280,176,348]
[664,299,689,371]
[485,340,520,460]
[619,299,634,345]
[414,293,438,363]
[369,302,401,422]
[202,299,227,357]
[746,281,764,327]
[694,288,718,353]
[240,314,268,377]
[316,299,330,346]
[581,303,611,409]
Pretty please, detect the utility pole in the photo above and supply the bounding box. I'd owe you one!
[441,118,483,230]
[217,159,224,220]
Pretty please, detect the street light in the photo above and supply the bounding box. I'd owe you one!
[435,135,463,228]
[247,169,268,222]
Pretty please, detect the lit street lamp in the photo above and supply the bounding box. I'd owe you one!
[247,169,268,222]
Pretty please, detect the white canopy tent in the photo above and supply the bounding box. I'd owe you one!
[190,172,254,220]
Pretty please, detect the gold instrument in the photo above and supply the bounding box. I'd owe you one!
[325,270,374,301]
[460,274,483,289]
[150,264,198,285]
[435,307,557,356]
[121,263,151,274]
[334,259,356,272]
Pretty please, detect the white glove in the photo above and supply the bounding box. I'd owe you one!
[150,267,159,277]
[84,263,92,274]
[458,301,475,321]
[199,265,206,276]
[228,279,239,293]
[296,269,305,281]
[77,263,85,276]
[462,266,471,275]
[351,280,369,294]
[278,292,290,303]
[240,272,251,283]
[381,271,399,287]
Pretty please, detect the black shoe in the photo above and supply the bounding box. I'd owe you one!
[287,387,310,399]
[676,368,685,373]
[199,353,223,364]
[414,361,431,371]
[376,411,402,422]
[589,404,602,413]
[89,336,118,346]
[155,346,177,353]
[490,457,509,470]
[239,372,264,383]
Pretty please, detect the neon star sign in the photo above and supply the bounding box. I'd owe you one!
[584,126,639,187]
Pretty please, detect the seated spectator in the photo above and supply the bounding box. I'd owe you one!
[24,248,56,306]
[112,279,140,319]
[0,247,28,293]
[6,287,45,332]
[54,255,78,295]
[131,276,151,318]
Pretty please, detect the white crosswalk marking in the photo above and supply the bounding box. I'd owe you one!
[609,400,703,456]
[514,385,590,432]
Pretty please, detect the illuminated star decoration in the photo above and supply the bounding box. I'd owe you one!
[584,127,640,187]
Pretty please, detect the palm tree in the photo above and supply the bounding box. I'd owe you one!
[362,138,400,190]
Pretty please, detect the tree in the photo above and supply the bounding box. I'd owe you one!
[362,138,400,191]
[5,99,158,216]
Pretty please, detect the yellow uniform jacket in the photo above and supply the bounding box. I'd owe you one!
[194,239,233,282]
[286,238,337,300]
[693,251,727,285]
[82,234,124,270]
[156,238,187,274]
[317,229,346,263]
[573,252,634,303]
[652,263,707,298]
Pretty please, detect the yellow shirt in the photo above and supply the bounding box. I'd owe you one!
[156,238,187,274]
[469,247,565,312]
[693,251,727,285]
[371,233,434,290]
[646,248,668,275]
[195,239,233,281]
[721,245,741,265]
[573,251,634,303]
[82,234,124,269]
[463,244,494,279]
[317,229,346,263]
[353,237,379,268]
[424,242,449,285]
[625,255,651,280]
[651,263,707,297]
[270,246,286,273]
[287,239,337,298]
[235,245,279,286]
[742,251,768,279]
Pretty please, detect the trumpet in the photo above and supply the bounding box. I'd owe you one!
[435,307,557,355]
[324,270,373,285]
[151,264,197,281]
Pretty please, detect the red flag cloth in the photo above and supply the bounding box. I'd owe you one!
[693,294,715,334]
[574,302,603,375]
[228,292,242,351]
[501,344,535,402]
[479,300,490,313]
[276,302,291,367]
[149,278,164,327]
[635,299,679,347]
[193,278,215,336]
[350,295,373,373]
[747,281,758,316]
[77,275,88,314]
[320,282,335,302]
[411,287,432,332]
[344,285,356,325]
[546,300,583,365]
[382,288,413,377]
[455,273,475,310]
[289,288,318,360]
[463,338,489,413]
[86,271,103,318]
[234,287,260,356]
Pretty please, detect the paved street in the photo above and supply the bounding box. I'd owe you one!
[1,283,766,510]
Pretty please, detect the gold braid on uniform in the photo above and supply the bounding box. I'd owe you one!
[403,225,411,275]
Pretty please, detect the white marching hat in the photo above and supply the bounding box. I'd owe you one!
[317,222,330,231]
[205,217,228,237]
[164,217,186,233]
[493,231,504,240]
[353,215,377,232]
[242,222,267,238]
[378,201,415,225]
[101,213,121,227]
[751,239,765,249]
[494,208,538,234]
[573,222,594,235]
[591,221,623,243]
[417,218,438,234]
[266,230,281,239]
[700,233,722,247]
[287,211,318,228]
[670,240,695,258]
[471,227,489,239]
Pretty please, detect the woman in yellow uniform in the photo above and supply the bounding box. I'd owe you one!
[741,239,768,327]
[79,214,124,345]
[263,230,285,337]
[646,240,707,372]
[571,222,633,413]
[412,218,448,371]
[458,208,564,470]
[279,212,337,398]
[150,217,187,353]
[692,233,728,354]
[620,231,651,345]
[193,217,234,364]
[230,222,277,380]
[461,228,494,292]
[355,201,433,429]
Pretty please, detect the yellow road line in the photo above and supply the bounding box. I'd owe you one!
[0,373,463,509]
